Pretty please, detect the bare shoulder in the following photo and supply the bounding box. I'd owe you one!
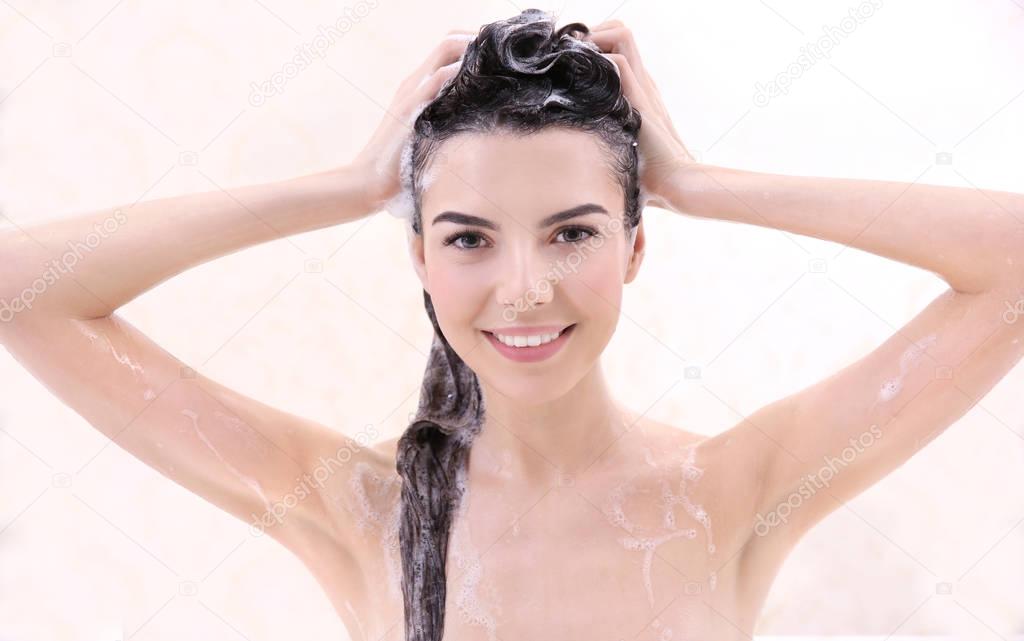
[618,410,769,559]
[691,399,808,583]
[284,427,403,554]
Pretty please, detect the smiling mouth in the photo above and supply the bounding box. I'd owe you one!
[482,323,576,344]
[481,324,577,362]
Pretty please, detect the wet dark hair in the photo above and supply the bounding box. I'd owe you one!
[394,8,642,640]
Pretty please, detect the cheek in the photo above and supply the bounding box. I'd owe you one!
[424,259,490,328]
[569,242,627,312]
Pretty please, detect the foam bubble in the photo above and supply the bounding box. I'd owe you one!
[877,333,938,403]
[382,134,417,222]
[449,464,500,639]
[345,463,402,597]
[602,441,717,606]
[542,91,574,107]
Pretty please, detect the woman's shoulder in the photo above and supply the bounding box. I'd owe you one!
[606,411,765,561]
[614,406,707,465]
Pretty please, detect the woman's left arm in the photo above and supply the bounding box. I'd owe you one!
[664,163,1024,294]
[589,20,1024,547]
[664,160,1024,541]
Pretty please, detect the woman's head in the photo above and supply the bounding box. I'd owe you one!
[405,8,646,401]
[394,9,645,641]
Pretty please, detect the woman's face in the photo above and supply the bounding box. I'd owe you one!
[409,128,646,403]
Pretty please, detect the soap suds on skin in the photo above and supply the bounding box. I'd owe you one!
[449,456,500,639]
[211,410,270,456]
[641,447,657,467]
[650,617,674,640]
[78,321,154,401]
[601,442,716,608]
[83,323,143,375]
[343,599,366,641]
[350,449,498,634]
[878,333,938,402]
[180,409,273,514]
[347,463,403,599]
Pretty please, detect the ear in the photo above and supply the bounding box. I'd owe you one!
[406,225,430,293]
[623,218,646,285]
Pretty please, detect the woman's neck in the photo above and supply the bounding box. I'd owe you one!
[471,362,632,488]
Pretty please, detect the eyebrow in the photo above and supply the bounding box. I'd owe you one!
[430,203,609,231]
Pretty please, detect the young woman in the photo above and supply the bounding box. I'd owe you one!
[2,9,1022,641]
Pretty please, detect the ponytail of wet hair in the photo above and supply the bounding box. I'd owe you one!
[394,8,642,640]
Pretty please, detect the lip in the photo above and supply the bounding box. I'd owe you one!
[484,324,573,336]
[482,324,576,363]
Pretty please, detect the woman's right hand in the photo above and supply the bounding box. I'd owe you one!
[352,30,475,213]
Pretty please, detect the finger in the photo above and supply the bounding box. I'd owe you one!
[602,53,655,117]
[401,35,471,93]
[604,52,684,149]
[385,58,460,130]
[585,27,658,104]
[424,36,470,74]
[589,25,687,149]
[589,28,673,127]
[586,27,645,77]
[589,18,624,32]
[417,59,460,98]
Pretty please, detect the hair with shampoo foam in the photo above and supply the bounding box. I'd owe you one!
[394,8,642,640]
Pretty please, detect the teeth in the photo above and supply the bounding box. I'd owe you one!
[493,327,567,348]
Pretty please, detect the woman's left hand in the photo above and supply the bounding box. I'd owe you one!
[584,20,695,210]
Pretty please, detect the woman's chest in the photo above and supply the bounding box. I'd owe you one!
[362,475,743,641]
[317,435,763,640]
[441,484,724,640]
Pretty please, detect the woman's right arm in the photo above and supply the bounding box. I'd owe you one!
[0,164,387,552]
[0,166,378,320]
[0,32,469,557]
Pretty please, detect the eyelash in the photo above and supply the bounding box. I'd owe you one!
[442,226,599,251]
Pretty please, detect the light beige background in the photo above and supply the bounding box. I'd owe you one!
[1,0,1023,639]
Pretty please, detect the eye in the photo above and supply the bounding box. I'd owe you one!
[442,231,492,251]
[441,225,600,252]
[554,226,599,244]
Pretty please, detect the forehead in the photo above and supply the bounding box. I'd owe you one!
[421,128,622,224]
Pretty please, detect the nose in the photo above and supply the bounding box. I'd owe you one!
[494,245,554,312]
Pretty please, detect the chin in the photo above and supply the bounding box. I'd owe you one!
[481,372,579,406]
[477,350,590,406]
